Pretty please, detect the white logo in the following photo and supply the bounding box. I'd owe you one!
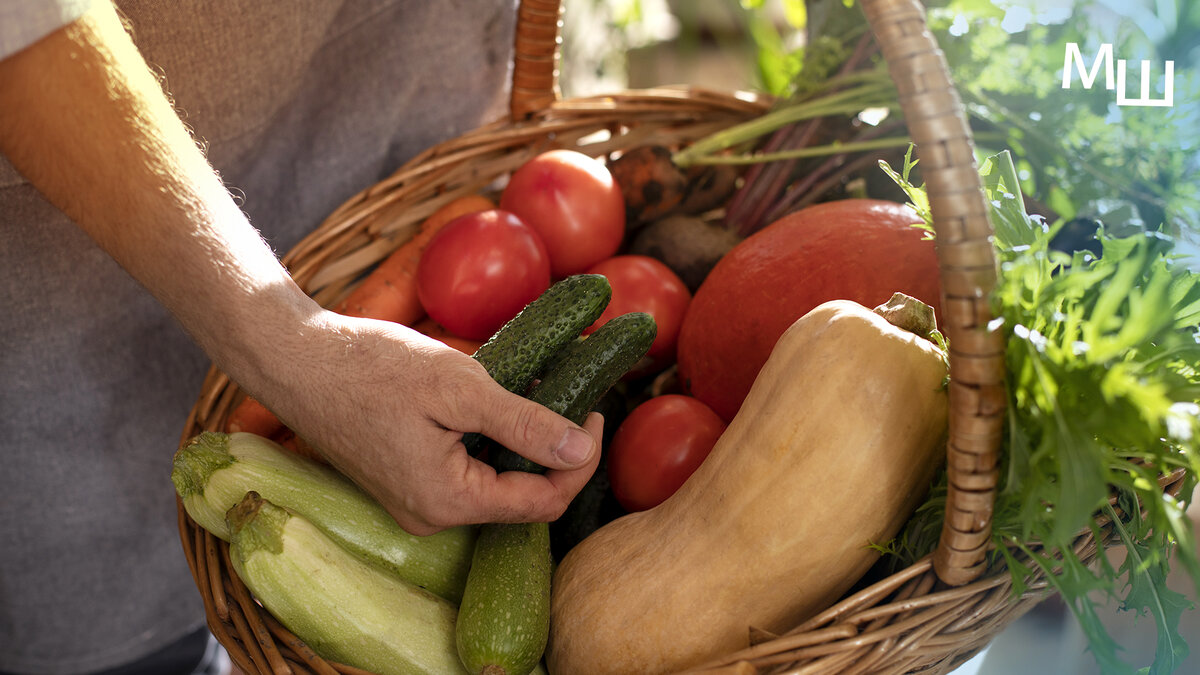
[1062,42,1174,107]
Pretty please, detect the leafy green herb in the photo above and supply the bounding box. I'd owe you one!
[876,145,932,238]
[881,149,1200,675]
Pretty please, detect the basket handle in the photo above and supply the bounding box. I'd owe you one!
[511,0,563,120]
[509,0,1005,587]
[860,0,1005,587]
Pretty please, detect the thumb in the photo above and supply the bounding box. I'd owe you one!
[471,387,598,471]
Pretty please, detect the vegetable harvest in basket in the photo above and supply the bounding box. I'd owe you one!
[174,273,656,675]
[171,51,1196,675]
[172,158,1198,675]
[542,149,1200,675]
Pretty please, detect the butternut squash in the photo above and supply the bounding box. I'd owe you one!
[547,297,950,675]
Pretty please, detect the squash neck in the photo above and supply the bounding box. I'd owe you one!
[227,491,288,556]
[872,292,938,342]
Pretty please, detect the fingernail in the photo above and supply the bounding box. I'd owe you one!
[554,426,594,466]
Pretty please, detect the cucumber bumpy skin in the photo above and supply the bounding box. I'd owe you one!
[456,312,657,675]
[490,311,658,473]
[463,274,612,454]
[471,273,612,391]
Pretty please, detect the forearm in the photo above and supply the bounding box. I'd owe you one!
[0,2,603,533]
[0,2,312,390]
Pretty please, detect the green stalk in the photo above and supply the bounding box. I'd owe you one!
[672,77,896,166]
[684,134,910,166]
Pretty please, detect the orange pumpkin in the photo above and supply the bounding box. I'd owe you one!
[675,199,941,421]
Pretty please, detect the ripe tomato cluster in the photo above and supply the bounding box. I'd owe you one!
[404,144,948,519]
[414,148,722,511]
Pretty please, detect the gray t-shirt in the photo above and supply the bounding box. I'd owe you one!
[0,2,517,673]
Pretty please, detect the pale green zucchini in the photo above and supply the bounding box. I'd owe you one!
[172,430,475,603]
[226,491,468,675]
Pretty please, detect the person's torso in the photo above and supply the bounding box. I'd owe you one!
[0,2,516,672]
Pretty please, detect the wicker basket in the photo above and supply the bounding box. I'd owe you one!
[176,1,1190,673]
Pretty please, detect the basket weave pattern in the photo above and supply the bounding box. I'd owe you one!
[857,0,1004,589]
[176,1,1189,673]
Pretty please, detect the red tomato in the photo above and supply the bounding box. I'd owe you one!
[584,255,691,366]
[416,209,551,340]
[608,395,726,512]
[500,149,625,278]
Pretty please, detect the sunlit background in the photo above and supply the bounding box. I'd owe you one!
[556,1,1199,673]
[561,0,1199,266]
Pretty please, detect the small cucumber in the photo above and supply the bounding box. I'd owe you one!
[463,274,612,454]
[490,311,658,473]
[455,522,553,675]
[226,492,469,675]
[456,312,657,675]
[471,273,612,390]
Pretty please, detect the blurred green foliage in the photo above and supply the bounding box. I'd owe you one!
[739,0,1199,245]
[924,0,1199,243]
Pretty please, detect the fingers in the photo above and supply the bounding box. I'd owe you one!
[337,337,610,531]
[451,375,600,472]
[458,411,605,526]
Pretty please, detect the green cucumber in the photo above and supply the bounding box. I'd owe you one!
[172,431,475,603]
[454,522,553,675]
[550,388,630,561]
[490,311,658,473]
[226,491,469,675]
[471,273,612,391]
[456,312,657,675]
[463,274,612,454]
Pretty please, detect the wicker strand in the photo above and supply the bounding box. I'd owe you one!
[204,530,229,622]
[860,0,1003,587]
[227,601,286,675]
[511,0,562,119]
[259,613,343,675]
[223,544,298,675]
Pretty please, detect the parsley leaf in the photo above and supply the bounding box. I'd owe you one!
[882,149,1200,675]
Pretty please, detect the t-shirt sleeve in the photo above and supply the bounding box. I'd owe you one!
[1,0,96,61]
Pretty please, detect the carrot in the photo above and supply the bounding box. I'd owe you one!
[275,429,328,464]
[333,193,495,323]
[415,317,485,356]
[224,195,494,439]
[608,145,687,227]
[225,395,285,437]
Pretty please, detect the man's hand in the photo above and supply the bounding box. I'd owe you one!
[257,309,603,536]
[0,2,599,535]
